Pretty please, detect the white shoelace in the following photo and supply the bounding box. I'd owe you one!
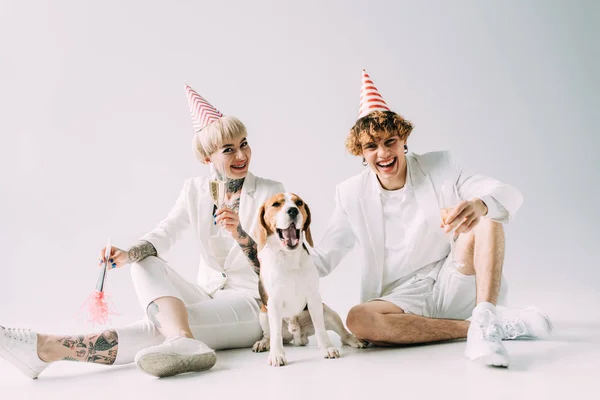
[478,310,505,341]
[1,327,35,344]
[501,320,527,340]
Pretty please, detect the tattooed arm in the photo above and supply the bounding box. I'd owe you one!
[236,225,261,275]
[127,240,158,263]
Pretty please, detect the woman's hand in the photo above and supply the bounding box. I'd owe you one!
[215,207,246,241]
[98,246,129,270]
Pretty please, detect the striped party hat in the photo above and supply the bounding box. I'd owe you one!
[358,69,391,119]
[185,84,223,132]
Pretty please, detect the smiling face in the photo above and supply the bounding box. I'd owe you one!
[360,133,407,190]
[208,136,252,179]
[255,193,312,251]
[346,110,413,191]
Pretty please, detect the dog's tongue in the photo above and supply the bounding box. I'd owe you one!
[281,223,298,247]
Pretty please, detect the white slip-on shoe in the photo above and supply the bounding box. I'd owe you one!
[496,306,553,340]
[0,325,50,379]
[134,336,217,378]
[464,303,510,368]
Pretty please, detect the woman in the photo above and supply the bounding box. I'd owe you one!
[0,85,284,378]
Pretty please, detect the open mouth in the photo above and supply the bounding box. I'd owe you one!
[376,157,396,170]
[277,222,300,250]
[231,161,247,171]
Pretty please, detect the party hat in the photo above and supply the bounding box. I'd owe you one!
[358,69,391,119]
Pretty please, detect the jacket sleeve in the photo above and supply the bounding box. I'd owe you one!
[272,182,285,196]
[309,185,357,277]
[450,154,523,223]
[139,179,192,256]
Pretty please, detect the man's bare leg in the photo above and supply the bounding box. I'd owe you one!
[37,329,118,364]
[471,219,504,305]
[346,301,469,345]
[346,218,505,345]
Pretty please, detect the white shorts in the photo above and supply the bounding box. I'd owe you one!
[373,256,508,320]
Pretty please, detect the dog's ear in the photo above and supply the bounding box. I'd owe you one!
[302,202,314,247]
[253,203,269,251]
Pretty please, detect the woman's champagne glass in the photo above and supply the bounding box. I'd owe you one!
[209,162,228,237]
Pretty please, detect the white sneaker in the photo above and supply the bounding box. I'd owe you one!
[464,303,510,367]
[496,306,553,340]
[134,336,217,378]
[0,325,49,379]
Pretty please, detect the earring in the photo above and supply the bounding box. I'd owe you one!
[362,158,367,166]
[404,144,408,154]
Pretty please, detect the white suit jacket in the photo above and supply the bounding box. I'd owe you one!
[140,172,284,299]
[310,151,524,303]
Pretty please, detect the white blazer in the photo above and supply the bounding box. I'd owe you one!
[140,172,284,299]
[310,151,524,303]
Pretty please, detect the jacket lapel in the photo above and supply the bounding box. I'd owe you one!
[197,177,223,272]
[359,171,384,296]
[407,154,443,234]
[238,172,257,234]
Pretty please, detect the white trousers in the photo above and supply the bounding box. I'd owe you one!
[113,256,262,365]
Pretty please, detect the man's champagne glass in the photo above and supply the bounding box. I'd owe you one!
[439,180,464,267]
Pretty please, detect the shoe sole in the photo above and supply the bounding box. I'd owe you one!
[136,351,217,378]
[0,348,43,379]
[470,353,509,368]
[526,306,554,339]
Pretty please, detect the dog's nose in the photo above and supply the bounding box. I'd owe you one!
[287,207,299,219]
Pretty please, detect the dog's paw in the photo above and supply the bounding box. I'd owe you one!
[267,350,287,367]
[323,347,340,359]
[252,338,270,353]
[287,317,300,334]
[343,334,369,349]
[292,334,309,347]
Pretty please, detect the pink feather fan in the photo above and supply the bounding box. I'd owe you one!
[80,238,118,326]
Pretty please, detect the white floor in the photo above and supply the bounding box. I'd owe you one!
[2,317,600,400]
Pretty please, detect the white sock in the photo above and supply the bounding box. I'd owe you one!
[469,302,497,322]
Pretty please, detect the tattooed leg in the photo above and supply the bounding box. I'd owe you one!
[145,297,194,339]
[127,240,158,263]
[36,330,119,364]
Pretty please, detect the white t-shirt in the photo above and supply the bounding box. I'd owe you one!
[379,184,421,287]
[378,172,441,295]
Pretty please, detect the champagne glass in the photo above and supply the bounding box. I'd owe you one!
[439,180,464,267]
[209,162,228,237]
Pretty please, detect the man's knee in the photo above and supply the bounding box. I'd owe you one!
[346,305,368,337]
[346,305,379,341]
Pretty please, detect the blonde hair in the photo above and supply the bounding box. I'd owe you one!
[192,116,248,162]
[346,110,413,156]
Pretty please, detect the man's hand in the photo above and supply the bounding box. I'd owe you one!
[441,198,488,235]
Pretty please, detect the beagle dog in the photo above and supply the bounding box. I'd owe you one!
[252,192,366,367]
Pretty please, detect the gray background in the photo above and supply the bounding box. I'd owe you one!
[1,0,598,332]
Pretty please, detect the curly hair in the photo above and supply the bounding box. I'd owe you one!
[345,110,413,156]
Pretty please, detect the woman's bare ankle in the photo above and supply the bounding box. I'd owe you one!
[36,334,57,362]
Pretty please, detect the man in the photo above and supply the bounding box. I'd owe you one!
[310,69,551,367]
